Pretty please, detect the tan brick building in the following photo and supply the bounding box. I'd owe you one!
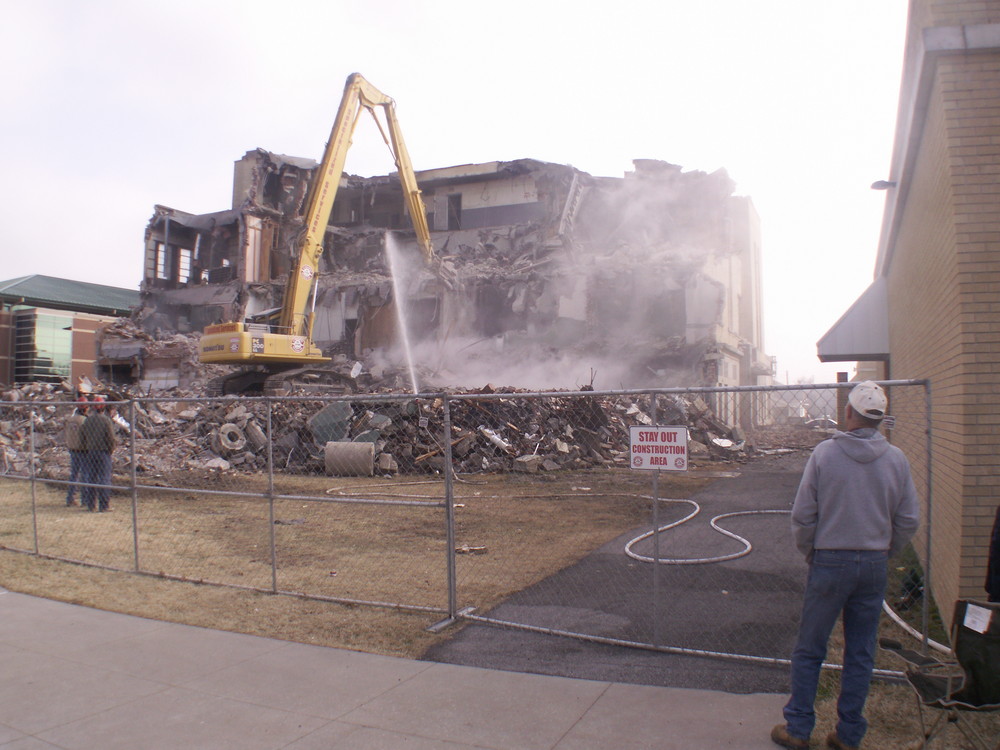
[820,0,1000,618]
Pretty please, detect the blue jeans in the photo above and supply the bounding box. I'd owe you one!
[783,549,888,747]
[66,451,85,503]
[81,451,112,511]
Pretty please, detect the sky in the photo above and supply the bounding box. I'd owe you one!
[0,0,908,385]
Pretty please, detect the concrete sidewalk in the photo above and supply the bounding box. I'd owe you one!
[0,588,784,749]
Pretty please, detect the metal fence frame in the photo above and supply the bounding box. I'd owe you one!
[0,379,932,671]
[441,380,932,678]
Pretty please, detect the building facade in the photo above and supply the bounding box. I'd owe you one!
[140,151,774,397]
[0,276,138,386]
[819,0,1000,616]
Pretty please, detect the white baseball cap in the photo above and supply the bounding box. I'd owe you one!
[848,380,887,421]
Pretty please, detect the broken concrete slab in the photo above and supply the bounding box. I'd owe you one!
[513,454,543,473]
[309,402,353,445]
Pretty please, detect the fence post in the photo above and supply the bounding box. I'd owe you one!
[267,397,278,594]
[922,380,933,654]
[651,394,660,646]
[836,372,849,430]
[130,399,140,572]
[29,404,38,554]
[443,395,457,617]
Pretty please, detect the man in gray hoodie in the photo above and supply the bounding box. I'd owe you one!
[772,381,920,750]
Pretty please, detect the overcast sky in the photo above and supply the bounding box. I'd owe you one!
[0,0,908,384]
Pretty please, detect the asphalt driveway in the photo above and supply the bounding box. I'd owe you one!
[425,451,811,694]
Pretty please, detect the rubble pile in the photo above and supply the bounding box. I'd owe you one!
[0,380,77,476]
[0,376,807,480]
[99,318,233,393]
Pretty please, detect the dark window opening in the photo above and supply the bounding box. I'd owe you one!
[447,194,462,230]
[343,318,359,357]
[406,298,440,341]
[97,362,135,387]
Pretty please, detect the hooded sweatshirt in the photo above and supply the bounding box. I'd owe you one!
[791,428,919,558]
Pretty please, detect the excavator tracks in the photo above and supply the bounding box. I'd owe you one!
[207,367,355,396]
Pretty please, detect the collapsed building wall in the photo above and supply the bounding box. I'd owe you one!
[132,151,774,396]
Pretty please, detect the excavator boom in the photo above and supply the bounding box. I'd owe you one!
[200,73,438,381]
[279,73,436,338]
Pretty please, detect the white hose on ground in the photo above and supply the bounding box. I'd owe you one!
[881,601,951,654]
[624,500,790,565]
[628,498,950,653]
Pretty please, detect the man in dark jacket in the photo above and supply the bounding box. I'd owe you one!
[80,396,116,512]
[772,381,920,750]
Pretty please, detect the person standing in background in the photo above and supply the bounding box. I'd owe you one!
[64,396,88,506]
[80,396,115,512]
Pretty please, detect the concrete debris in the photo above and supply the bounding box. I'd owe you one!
[0,376,820,481]
[97,317,233,392]
[513,455,544,473]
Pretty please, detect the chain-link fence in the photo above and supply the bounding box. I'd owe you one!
[0,380,931,670]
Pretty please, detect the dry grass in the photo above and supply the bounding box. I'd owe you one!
[799,555,999,750]
[1,469,709,608]
[0,469,709,656]
[1,469,996,749]
[812,635,1000,750]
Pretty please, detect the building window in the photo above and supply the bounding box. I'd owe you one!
[155,242,169,280]
[13,309,72,383]
[155,242,192,284]
[178,247,192,284]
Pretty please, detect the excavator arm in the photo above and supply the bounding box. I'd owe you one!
[201,72,444,376]
[280,72,438,339]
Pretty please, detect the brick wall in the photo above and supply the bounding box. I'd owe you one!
[888,41,1000,611]
[71,314,109,385]
[889,68,964,611]
[946,51,1000,601]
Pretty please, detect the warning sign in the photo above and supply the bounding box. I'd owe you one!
[629,426,688,471]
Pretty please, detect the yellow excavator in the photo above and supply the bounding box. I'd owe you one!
[199,72,443,394]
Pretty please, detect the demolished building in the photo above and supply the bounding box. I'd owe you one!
[135,151,774,399]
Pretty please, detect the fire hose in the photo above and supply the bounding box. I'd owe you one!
[625,498,950,652]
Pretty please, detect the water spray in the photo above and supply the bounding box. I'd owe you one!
[384,232,420,395]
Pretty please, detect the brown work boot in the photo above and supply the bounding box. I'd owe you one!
[826,732,858,750]
[771,724,809,749]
